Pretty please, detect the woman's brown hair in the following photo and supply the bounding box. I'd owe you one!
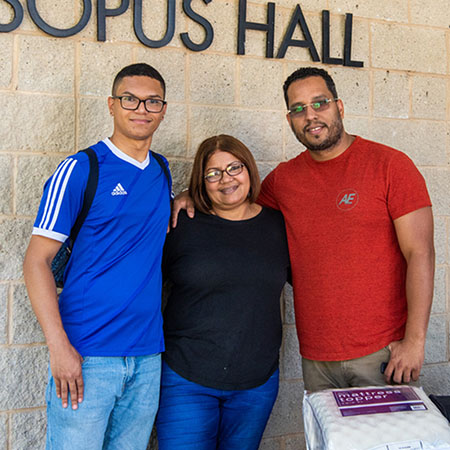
[189,135,261,214]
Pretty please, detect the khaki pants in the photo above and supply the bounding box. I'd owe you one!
[302,346,392,392]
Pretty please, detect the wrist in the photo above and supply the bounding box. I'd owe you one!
[46,329,71,351]
[402,334,426,347]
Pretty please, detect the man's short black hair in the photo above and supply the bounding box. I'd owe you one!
[283,67,338,108]
[112,63,166,97]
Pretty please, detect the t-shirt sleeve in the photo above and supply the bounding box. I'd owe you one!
[32,155,89,242]
[258,168,280,210]
[387,152,432,220]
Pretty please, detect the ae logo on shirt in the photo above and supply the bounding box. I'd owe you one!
[336,189,359,211]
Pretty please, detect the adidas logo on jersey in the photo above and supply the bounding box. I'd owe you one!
[111,183,128,196]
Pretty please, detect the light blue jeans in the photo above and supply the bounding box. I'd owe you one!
[46,354,161,450]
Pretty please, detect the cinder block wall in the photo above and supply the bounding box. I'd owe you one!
[0,1,449,448]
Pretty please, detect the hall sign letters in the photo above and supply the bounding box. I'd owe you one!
[1,0,363,67]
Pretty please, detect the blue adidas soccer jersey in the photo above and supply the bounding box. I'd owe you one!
[33,139,171,356]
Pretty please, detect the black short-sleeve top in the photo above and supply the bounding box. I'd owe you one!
[162,207,290,390]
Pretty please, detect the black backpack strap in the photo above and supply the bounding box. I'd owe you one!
[69,147,99,244]
[151,151,172,196]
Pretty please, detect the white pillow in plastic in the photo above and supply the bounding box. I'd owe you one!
[303,385,450,450]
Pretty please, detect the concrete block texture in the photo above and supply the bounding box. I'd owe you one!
[166,159,192,196]
[11,409,46,450]
[284,122,306,162]
[12,284,44,345]
[79,42,133,96]
[434,216,447,265]
[0,413,6,449]
[16,155,65,217]
[448,218,450,266]
[138,0,184,49]
[152,104,188,158]
[189,106,284,161]
[256,162,279,183]
[421,364,450,395]
[410,0,450,27]
[182,0,237,54]
[0,93,75,152]
[0,218,34,281]
[329,67,369,116]
[136,48,186,103]
[432,266,447,314]
[343,117,371,142]
[190,54,236,105]
[411,76,447,120]
[240,4,285,58]
[0,34,13,89]
[0,155,13,215]
[239,58,284,109]
[0,284,7,345]
[18,36,74,94]
[329,0,408,22]
[372,70,409,119]
[78,98,113,150]
[327,15,369,69]
[252,0,327,8]
[425,315,447,364]
[371,23,447,74]
[422,168,450,216]
[369,119,447,166]
[0,0,14,24]
[18,0,86,33]
[278,12,321,62]
[80,0,184,47]
[0,346,48,410]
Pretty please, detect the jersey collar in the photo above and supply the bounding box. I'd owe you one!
[103,138,150,170]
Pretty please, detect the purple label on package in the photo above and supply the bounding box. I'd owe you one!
[333,387,428,417]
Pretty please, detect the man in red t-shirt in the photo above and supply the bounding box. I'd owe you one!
[172,68,434,392]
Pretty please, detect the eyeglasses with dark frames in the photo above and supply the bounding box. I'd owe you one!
[111,95,167,113]
[288,98,339,117]
[204,162,245,183]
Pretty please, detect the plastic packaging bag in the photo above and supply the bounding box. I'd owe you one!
[303,385,450,450]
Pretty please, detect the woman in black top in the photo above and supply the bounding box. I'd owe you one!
[156,135,290,450]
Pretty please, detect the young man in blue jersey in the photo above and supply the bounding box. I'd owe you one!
[23,63,171,450]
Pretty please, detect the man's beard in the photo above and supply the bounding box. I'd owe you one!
[294,117,344,152]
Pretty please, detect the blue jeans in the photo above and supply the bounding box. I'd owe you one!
[46,354,161,450]
[156,362,279,450]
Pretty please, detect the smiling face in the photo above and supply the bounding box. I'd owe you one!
[204,150,251,215]
[286,76,345,154]
[108,75,166,146]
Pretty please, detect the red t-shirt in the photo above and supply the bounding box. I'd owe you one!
[258,136,432,361]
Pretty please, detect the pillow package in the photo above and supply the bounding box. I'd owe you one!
[303,385,450,450]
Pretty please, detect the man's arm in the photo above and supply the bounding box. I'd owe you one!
[384,206,435,384]
[23,235,84,410]
[257,169,280,210]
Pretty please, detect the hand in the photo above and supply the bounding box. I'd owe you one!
[171,190,195,228]
[384,339,425,384]
[49,342,84,410]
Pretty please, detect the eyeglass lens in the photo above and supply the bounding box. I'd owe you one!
[290,99,336,116]
[120,96,165,113]
[205,163,244,182]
